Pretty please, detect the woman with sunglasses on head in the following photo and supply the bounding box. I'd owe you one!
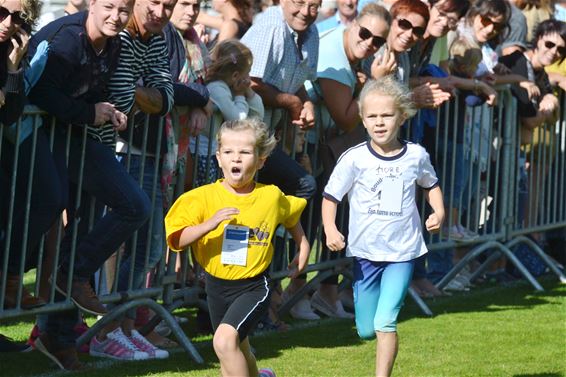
[284,3,392,322]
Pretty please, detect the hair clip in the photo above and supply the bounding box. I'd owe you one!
[230,52,237,64]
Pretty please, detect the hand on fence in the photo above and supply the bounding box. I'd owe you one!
[187,107,208,136]
[477,82,497,107]
[411,83,451,109]
[539,93,559,113]
[325,228,346,252]
[519,81,541,100]
[291,100,315,129]
[111,110,128,131]
[94,102,119,126]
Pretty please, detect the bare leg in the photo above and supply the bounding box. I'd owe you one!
[376,331,398,377]
[121,317,134,336]
[317,282,338,304]
[213,324,249,377]
[97,320,120,341]
[240,337,258,377]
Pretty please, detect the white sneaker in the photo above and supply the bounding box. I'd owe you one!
[443,279,470,292]
[89,328,149,360]
[154,321,172,337]
[289,298,320,320]
[129,330,169,359]
[457,224,479,240]
[311,291,354,319]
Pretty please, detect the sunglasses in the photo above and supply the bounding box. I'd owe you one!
[479,15,506,32]
[0,6,25,25]
[396,18,425,38]
[358,26,386,49]
[543,40,566,56]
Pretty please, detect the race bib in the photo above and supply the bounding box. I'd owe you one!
[379,177,404,213]
[221,225,249,266]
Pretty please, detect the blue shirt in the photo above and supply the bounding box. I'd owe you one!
[316,12,341,34]
[241,6,319,95]
[310,25,356,138]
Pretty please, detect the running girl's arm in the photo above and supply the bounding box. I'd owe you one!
[424,185,445,233]
[174,207,240,249]
[322,197,346,251]
[286,221,311,278]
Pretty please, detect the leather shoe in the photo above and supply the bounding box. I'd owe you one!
[35,333,86,371]
[54,274,107,316]
[3,274,46,310]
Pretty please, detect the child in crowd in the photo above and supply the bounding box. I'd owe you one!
[191,39,264,187]
[321,76,444,377]
[440,37,485,241]
[165,119,310,377]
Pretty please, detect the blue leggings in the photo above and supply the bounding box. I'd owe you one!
[353,258,414,338]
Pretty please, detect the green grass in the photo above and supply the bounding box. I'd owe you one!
[0,278,564,377]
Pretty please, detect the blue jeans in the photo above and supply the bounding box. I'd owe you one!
[1,130,65,273]
[56,131,151,281]
[116,155,164,319]
[47,130,151,349]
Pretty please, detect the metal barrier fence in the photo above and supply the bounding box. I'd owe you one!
[1,86,564,364]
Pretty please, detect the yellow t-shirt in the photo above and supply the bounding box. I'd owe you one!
[165,180,307,280]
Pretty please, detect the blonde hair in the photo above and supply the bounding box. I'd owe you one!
[357,2,391,25]
[206,39,253,84]
[0,0,42,26]
[449,37,482,72]
[358,76,416,119]
[216,118,277,160]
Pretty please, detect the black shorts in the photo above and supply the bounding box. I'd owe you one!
[205,272,272,341]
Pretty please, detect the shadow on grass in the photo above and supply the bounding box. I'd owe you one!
[400,277,565,321]
[513,373,564,377]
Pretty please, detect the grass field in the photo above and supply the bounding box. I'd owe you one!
[0,277,564,377]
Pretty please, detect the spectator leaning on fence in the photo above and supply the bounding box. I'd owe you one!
[88,0,177,362]
[0,0,45,353]
[165,118,311,377]
[26,0,138,370]
[322,76,445,377]
[0,0,48,312]
[241,0,320,202]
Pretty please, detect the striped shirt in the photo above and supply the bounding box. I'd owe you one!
[87,28,174,145]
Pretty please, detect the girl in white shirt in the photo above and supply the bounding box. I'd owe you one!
[322,76,445,377]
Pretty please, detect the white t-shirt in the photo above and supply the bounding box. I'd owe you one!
[323,141,438,262]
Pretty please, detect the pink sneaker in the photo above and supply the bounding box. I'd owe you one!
[27,324,40,349]
[259,368,276,377]
[89,328,149,360]
[128,330,169,359]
